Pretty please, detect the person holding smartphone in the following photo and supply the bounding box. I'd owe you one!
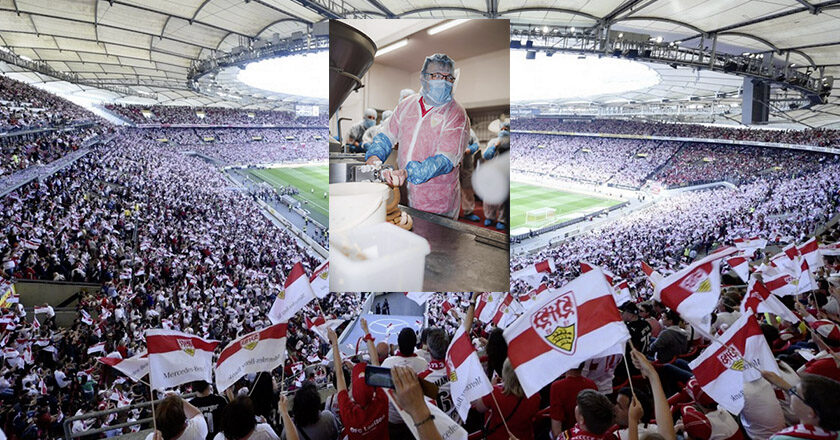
[327,327,389,440]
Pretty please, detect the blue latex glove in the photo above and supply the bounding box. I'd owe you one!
[468,142,479,154]
[364,132,393,162]
[483,145,496,160]
[362,142,370,151]
[405,154,454,185]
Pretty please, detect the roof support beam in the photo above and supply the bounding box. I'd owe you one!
[793,0,818,14]
[366,0,396,18]
[106,0,252,39]
[397,6,488,17]
[614,16,704,34]
[249,0,314,24]
[500,7,600,21]
[601,0,655,24]
[0,28,196,61]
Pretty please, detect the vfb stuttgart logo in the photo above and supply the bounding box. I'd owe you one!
[679,266,712,293]
[240,334,260,351]
[532,291,577,353]
[717,346,745,371]
[177,339,195,357]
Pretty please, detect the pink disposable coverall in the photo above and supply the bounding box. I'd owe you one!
[380,94,470,218]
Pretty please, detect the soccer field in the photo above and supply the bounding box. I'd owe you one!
[510,181,621,231]
[248,165,329,225]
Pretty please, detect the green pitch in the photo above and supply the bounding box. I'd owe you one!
[510,181,621,230]
[248,165,329,226]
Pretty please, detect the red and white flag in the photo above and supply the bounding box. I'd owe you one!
[305,315,344,342]
[146,329,219,390]
[581,262,614,284]
[405,292,433,306]
[39,378,47,395]
[34,306,53,315]
[474,292,505,323]
[99,351,150,382]
[87,342,106,355]
[512,259,555,289]
[689,314,780,414]
[612,279,632,306]
[215,324,287,393]
[654,259,724,335]
[819,241,840,256]
[268,263,316,324]
[441,299,455,315]
[726,256,750,283]
[641,261,664,289]
[22,238,42,250]
[517,284,548,306]
[763,263,808,297]
[740,278,799,324]
[445,325,493,421]
[80,310,94,326]
[798,238,822,272]
[492,293,524,329]
[308,261,329,299]
[503,268,629,397]
[734,237,767,256]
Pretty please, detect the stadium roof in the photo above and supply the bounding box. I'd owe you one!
[0,1,837,125]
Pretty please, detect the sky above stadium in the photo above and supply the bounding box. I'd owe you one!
[511,52,660,103]
[238,50,328,99]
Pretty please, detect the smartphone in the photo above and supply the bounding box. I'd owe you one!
[365,365,395,388]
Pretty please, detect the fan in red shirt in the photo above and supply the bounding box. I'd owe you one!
[328,327,389,440]
[551,366,598,436]
[473,359,541,440]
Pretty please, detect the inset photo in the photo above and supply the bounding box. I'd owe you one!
[329,19,510,292]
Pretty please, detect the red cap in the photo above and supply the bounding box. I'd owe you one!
[682,406,712,439]
[351,362,374,406]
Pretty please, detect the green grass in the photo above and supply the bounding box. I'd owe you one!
[248,165,329,225]
[510,181,621,230]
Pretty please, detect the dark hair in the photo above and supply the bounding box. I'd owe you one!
[577,389,615,435]
[760,324,780,345]
[221,396,258,439]
[398,328,416,356]
[292,382,322,427]
[664,310,682,325]
[485,328,508,379]
[618,387,653,424]
[155,396,187,440]
[191,380,211,393]
[425,328,449,361]
[800,374,840,431]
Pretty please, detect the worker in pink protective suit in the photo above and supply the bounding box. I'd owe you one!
[364,53,470,219]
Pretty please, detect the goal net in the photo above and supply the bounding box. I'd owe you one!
[525,207,557,226]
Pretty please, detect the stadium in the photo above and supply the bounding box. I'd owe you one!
[0,1,839,440]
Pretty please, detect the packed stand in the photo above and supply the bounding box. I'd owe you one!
[0,76,103,132]
[514,117,840,148]
[104,104,326,127]
[0,129,345,438]
[0,127,103,178]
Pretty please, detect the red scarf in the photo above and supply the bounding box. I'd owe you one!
[775,425,839,440]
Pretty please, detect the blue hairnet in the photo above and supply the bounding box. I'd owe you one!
[363,108,377,118]
[421,53,455,75]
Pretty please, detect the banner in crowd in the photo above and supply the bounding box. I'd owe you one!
[0,283,17,309]
[640,261,664,289]
[268,262,316,324]
[146,329,219,390]
[798,238,822,271]
[215,323,288,393]
[726,256,750,283]
[475,292,505,323]
[305,315,344,342]
[734,237,767,256]
[309,261,329,299]
[503,268,629,397]
[445,325,493,421]
[741,278,799,323]
[689,314,780,414]
[99,351,150,382]
[511,259,555,289]
[655,256,727,335]
[405,292,433,305]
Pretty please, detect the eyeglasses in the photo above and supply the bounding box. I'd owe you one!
[425,72,456,83]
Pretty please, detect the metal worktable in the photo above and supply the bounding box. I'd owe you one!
[402,206,510,292]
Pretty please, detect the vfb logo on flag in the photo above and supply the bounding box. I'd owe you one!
[532,291,577,353]
[717,346,745,372]
[178,339,195,357]
[240,334,260,351]
[319,271,327,280]
[680,268,712,293]
[448,366,458,382]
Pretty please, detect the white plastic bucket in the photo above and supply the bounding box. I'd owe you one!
[330,222,430,291]
[329,182,390,233]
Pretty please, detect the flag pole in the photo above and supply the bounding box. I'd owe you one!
[148,385,158,433]
[622,340,637,398]
[249,372,263,397]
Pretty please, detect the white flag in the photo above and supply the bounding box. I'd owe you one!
[511,259,555,289]
[503,268,629,397]
[475,292,505,323]
[654,258,724,335]
[445,325,493,421]
[99,351,149,382]
[726,256,750,283]
[146,329,218,390]
[387,389,468,440]
[309,261,329,299]
[215,324,287,393]
[268,263,316,324]
[405,292,433,305]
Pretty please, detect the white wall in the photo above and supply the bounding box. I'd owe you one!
[331,48,509,138]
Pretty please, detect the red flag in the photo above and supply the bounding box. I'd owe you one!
[740,279,799,323]
[726,256,750,283]
[655,259,724,335]
[268,263,315,324]
[445,325,493,421]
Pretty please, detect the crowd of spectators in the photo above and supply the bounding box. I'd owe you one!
[0,130,342,437]
[0,127,103,177]
[513,117,840,148]
[104,104,327,127]
[0,76,102,133]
